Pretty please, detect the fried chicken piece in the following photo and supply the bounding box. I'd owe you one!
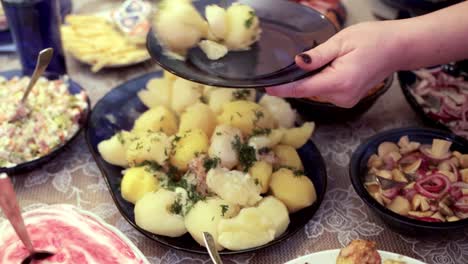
[336,240,382,264]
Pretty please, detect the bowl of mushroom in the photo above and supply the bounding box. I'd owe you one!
[350,127,468,233]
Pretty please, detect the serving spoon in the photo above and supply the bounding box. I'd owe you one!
[203,232,224,264]
[9,48,54,122]
[0,173,54,264]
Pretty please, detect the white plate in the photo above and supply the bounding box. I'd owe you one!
[286,249,426,264]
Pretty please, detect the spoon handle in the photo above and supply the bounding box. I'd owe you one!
[0,173,34,252]
[203,232,224,264]
[21,48,54,104]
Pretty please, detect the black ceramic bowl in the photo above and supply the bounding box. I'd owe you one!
[288,74,393,122]
[350,127,468,234]
[86,71,328,255]
[0,70,90,175]
[399,61,468,133]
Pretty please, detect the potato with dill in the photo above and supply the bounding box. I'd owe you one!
[217,100,273,135]
[97,131,132,167]
[184,198,239,251]
[132,106,178,136]
[170,129,209,171]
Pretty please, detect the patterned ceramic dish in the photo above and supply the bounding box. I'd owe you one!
[349,127,468,234]
[285,249,426,264]
[0,204,150,263]
[287,75,393,122]
[0,70,90,175]
[85,71,328,255]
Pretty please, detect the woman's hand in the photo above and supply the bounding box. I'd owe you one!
[266,21,403,108]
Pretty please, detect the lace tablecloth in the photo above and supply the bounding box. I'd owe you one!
[1,0,467,263]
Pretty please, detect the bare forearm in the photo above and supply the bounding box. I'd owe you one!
[395,2,468,70]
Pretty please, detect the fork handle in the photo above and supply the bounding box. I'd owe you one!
[0,173,34,252]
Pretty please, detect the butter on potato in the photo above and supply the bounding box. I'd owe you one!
[217,100,273,135]
[179,103,216,137]
[125,131,171,167]
[170,129,209,171]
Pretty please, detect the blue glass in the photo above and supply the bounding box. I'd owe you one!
[1,0,66,78]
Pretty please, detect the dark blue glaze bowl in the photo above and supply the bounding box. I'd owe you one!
[288,74,393,122]
[350,127,468,234]
[85,71,328,255]
[0,69,90,175]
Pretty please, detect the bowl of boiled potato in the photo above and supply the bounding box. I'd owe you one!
[86,70,327,254]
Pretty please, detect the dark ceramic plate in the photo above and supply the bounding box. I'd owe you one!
[350,127,468,234]
[399,62,468,133]
[0,69,90,175]
[288,74,393,122]
[85,71,328,255]
[147,0,337,88]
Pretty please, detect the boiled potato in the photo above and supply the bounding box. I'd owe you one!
[121,166,160,204]
[257,196,290,238]
[199,40,228,60]
[154,0,208,57]
[135,189,187,237]
[259,95,296,128]
[249,161,272,193]
[248,129,285,150]
[97,131,131,167]
[207,88,256,114]
[217,207,275,250]
[209,125,242,169]
[217,100,273,135]
[206,168,261,206]
[171,78,203,113]
[274,145,304,170]
[137,77,172,108]
[185,197,239,251]
[126,131,171,166]
[281,122,315,148]
[224,3,261,51]
[132,106,178,136]
[270,168,317,213]
[170,129,209,171]
[205,4,228,40]
[179,103,216,137]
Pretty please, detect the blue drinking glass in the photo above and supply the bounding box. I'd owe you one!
[1,0,67,78]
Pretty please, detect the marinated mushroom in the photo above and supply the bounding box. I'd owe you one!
[365,136,468,222]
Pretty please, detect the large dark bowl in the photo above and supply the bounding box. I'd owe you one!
[288,74,393,122]
[85,71,328,255]
[0,70,90,175]
[350,127,468,234]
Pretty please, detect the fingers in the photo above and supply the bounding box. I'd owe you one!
[295,38,341,71]
[266,67,340,98]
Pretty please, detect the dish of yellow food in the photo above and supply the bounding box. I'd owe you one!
[286,240,425,264]
[96,71,317,251]
[153,0,261,60]
[61,14,150,72]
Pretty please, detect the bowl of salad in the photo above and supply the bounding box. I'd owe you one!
[0,70,89,175]
[350,127,468,234]
[399,61,468,139]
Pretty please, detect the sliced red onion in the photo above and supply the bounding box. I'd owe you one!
[454,195,468,213]
[415,173,451,199]
[449,186,463,200]
[451,164,461,181]
[452,182,468,189]
[419,144,452,161]
[382,187,401,200]
[402,188,417,201]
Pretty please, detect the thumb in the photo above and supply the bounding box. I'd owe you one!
[295,38,341,71]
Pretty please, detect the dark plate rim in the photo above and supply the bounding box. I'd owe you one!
[0,69,91,175]
[349,126,468,230]
[85,71,328,255]
[398,70,452,132]
[291,74,394,108]
[146,0,339,88]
